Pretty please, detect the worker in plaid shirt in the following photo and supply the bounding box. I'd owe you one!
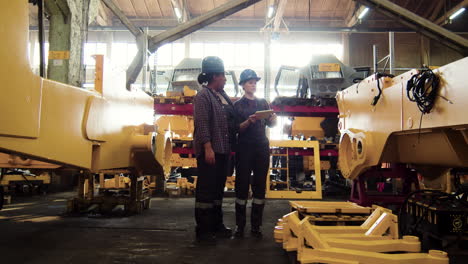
[193,56,250,244]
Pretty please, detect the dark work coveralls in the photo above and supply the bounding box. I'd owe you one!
[193,86,238,238]
[233,97,272,230]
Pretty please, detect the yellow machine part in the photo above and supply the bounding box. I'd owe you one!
[291,117,325,139]
[183,85,197,97]
[0,173,51,186]
[0,153,60,169]
[276,207,448,264]
[337,57,468,180]
[0,1,171,173]
[170,153,197,168]
[267,140,322,199]
[303,156,330,170]
[156,116,194,140]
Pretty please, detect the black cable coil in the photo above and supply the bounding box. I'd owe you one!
[406,69,440,114]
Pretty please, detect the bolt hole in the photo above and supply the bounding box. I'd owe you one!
[357,141,363,155]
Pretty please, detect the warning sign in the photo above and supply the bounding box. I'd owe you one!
[319,63,341,72]
[48,51,70,60]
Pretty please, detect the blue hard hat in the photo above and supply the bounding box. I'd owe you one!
[201,56,225,74]
[239,69,261,85]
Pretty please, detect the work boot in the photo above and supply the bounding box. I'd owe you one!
[195,206,216,244]
[235,202,247,230]
[251,200,265,238]
[195,227,217,245]
[233,225,245,238]
[251,226,263,238]
[214,204,232,238]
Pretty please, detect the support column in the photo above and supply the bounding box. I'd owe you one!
[105,31,113,61]
[184,35,191,58]
[420,35,431,67]
[45,0,98,86]
[388,31,395,75]
[341,33,350,66]
[264,30,271,101]
[45,0,71,84]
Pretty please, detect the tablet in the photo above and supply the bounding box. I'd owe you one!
[255,110,274,120]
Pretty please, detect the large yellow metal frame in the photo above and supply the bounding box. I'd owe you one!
[0,153,60,169]
[337,57,468,180]
[276,207,449,264]
[266,140,322,199]
[0,2,174,214]
[0,1,171,174]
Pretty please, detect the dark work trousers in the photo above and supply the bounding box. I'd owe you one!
[195,153,229,236]
[235,142,270,229]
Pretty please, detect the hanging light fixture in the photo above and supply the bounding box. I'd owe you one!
[358,7,370,20]
[449,8,466,20]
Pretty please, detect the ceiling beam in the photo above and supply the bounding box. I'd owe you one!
[96,2,113,26]
[434,0,468,25]
[344,0,357,26]
[273,0,288,31]
[428,0,445,21]
[171,0,190,23]
[101,0,141,37]
[148,0,262,50]
[421,0,437,19]
[124,0,262,89]
[355,0,468,55]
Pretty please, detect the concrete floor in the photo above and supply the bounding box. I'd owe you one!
[1,192,466,264]
[0,192,293,264]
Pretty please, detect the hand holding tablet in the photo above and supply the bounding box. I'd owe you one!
[254,110,274,120]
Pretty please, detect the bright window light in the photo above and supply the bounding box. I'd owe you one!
[174,7,182,19]
[358,7,369,19]
[449,8,465,20]
[267,5,275,18]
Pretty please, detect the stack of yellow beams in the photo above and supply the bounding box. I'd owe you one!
[274,202,449,264]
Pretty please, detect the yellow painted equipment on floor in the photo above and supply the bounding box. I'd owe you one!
[0,1,172,214]
[267,140,322,199]
[291,117,325,139]
[274,202,449,264]
[337,57,468,181]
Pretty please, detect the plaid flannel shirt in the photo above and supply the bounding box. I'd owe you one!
[193,86,232,156]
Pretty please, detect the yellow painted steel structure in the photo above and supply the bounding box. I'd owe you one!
[337,57,468,180]
[275,206,449,264]
[289,201,372,214]
[0,1,171,175]
[291,117,325,139]
[0,173,51,186]
[266,140,322,199]
[156,115,194,140]
[0,153,60,169]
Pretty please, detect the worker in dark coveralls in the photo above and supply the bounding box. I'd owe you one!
[233,69,277,238]
[193,56,244,243]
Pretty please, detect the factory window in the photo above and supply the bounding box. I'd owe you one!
[83,43,106,66]
[271,43,343,69]
[190,43,203,58]
[204,43,220,57]
[156,44,173,66]
[126,44,137,66]
[249,43,264,68]
[234,44,249,67]
[112,43,130,67]
[220,43,235,67]
[172,43,185,66]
